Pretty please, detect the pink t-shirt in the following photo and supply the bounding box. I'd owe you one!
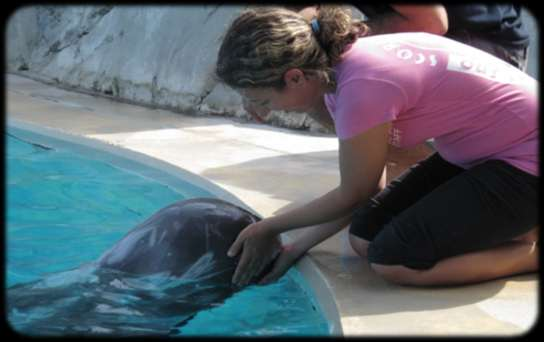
[324,33,539,176]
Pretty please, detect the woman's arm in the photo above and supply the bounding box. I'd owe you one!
[292,214,353,255]
[228,122,390,286]
[263,121,390,235]
[258,166,387,284]
[289,165,387,255]
[258,214,352,284]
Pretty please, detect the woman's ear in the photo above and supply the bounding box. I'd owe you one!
[284,68,306,89]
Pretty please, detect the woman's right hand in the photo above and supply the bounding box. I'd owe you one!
[258,243,304,285]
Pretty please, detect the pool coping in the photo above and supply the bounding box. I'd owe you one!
[7,118,344,336]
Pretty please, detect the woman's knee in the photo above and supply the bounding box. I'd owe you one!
[349,232,370,258]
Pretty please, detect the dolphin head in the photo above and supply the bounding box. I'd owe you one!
[97,198,261,281]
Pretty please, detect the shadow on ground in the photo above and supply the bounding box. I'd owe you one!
[202,150,340,206]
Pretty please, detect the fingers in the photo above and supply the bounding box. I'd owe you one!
[232,246,272,287]
[232,244,251,285]
[259,266,283,285]
[258,253,292,285]
[258,269,278,285]
[241,259,260,286]
[228,230,247,257]
[229,223,280,287]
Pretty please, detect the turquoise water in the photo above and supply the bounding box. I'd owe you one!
[5,131,331,336]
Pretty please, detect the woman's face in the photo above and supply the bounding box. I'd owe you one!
[239,68,326,121]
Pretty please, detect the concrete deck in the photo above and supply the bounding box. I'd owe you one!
[6,74,538,336]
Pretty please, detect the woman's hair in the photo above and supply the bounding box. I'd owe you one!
[215,5,369,91]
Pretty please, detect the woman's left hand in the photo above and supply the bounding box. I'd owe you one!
[227,221,281,287]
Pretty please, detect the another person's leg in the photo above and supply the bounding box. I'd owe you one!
[365,160,538,286]
[467,35,528,71]
[447,30,529,71]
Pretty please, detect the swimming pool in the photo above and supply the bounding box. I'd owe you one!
[6,124,332,336]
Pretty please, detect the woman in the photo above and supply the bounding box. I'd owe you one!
[215,6,539,287]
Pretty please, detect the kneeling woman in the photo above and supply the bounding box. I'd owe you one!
[216,6,539,287]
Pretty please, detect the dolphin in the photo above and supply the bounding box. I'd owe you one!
[7,198,280,336]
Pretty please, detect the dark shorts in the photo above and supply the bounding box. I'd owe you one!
[349,153,539,270]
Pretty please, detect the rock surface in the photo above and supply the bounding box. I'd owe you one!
[6,5,331,133]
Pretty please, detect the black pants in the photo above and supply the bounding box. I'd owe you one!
[349,153,539,270]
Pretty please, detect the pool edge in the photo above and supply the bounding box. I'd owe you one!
[7,118,344,336]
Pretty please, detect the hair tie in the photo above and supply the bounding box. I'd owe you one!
[310,18,320,34]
